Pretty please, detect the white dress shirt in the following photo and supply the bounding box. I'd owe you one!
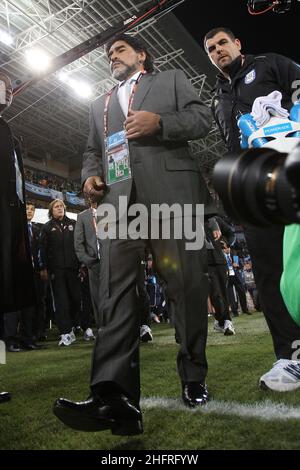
[117,71,141,117]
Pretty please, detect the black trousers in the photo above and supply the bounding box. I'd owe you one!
[208,264,231,325]
[88,262,101,328]
[21,271,46,341]
[137,263,151,328]
[227,274,248,315]
[91,229,208,405]
[50,268,81,335]
[80,274,95,331]
[247,287,260,311]
[3,311,19,344]
[244,225,300,359]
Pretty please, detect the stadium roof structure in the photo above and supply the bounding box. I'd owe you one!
[0,0,226,174]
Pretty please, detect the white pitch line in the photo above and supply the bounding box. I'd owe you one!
[141,397,300,421]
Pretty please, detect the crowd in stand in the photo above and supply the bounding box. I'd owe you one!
[24,167,81,193]
[0,193,258,352]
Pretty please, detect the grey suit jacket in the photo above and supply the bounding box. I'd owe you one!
[74,209,99,268]
[82,69,216,218]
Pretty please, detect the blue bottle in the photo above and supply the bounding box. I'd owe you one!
[240,134,249,149]
[237,113,268,148]
[289,102,300,138]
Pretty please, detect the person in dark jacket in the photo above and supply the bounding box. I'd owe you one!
[0,72,35,402]
[18,201,46,349]
[204,27,300,392]
[39,199,81,346]
[205,216,236,335]
[74,202,101,328]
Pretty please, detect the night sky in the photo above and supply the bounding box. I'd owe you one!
[174,0,299,62]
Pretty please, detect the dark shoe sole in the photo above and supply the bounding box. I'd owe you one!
[53,404,143,435]
[53,403,112,432]
[111,419,143,436]
[182,396,210,408]
[0,394,11,403]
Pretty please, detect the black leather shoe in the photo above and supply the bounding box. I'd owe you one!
[21,342,44,350]
[0,392,11,403]
[182,382,209,408]
[6,344,23,353]
[53,393,143,436]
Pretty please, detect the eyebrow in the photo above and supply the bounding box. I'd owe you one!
[207,38,229,53]
[108,44,126,59]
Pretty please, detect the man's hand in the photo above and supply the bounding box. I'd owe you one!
[125,110,161,140]
[83,176,105,203]
[212,229,222,241]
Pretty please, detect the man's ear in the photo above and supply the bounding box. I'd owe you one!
[235,38,242,52]
[138,51,146,65]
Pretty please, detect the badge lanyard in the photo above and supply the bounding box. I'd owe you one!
[103,71,147,139]
[103,71,146,186]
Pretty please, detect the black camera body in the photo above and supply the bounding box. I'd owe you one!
[213,142,300,226]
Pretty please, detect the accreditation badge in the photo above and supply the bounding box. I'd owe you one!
[105,130,132,186]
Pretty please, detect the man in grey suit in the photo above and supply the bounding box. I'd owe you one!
[74,202,101,327]
[54,33,214,436]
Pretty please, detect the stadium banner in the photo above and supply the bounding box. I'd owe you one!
[25,182,63,201]
[65,191,85,206]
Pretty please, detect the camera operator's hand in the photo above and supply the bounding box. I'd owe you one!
[83,176,106,203]
[40,269,48,282]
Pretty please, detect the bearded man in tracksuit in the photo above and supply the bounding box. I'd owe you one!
[204,27,300,392]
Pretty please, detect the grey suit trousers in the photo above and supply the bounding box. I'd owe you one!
[90,221,208,405]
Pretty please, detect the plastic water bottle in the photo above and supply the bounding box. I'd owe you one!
[240,134,249,149]
[289,102,300,138]
[237,113,268,148]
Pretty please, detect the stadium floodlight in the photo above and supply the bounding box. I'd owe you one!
[70,80,92,99]
[57,71,69,83]
[58,73,92,98]
[25,48,51,72]
[0,30,13,46]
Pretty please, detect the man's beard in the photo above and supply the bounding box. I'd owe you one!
[112,62,138,81]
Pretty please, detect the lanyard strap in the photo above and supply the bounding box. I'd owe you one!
[103,71,146,138]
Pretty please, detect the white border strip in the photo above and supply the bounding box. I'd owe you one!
[141,397,300,421]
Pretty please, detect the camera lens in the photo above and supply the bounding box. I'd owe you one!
[213,147,300,226]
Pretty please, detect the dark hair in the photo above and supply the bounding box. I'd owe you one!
[26,200,35,208]
[203,27,236,52]
[48,198,66,219]
[105,33,154,73]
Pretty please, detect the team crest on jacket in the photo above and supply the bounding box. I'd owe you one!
[245,69,256,84]
[68,225,74,231]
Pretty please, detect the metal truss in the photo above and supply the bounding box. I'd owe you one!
[0,0,225,170]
